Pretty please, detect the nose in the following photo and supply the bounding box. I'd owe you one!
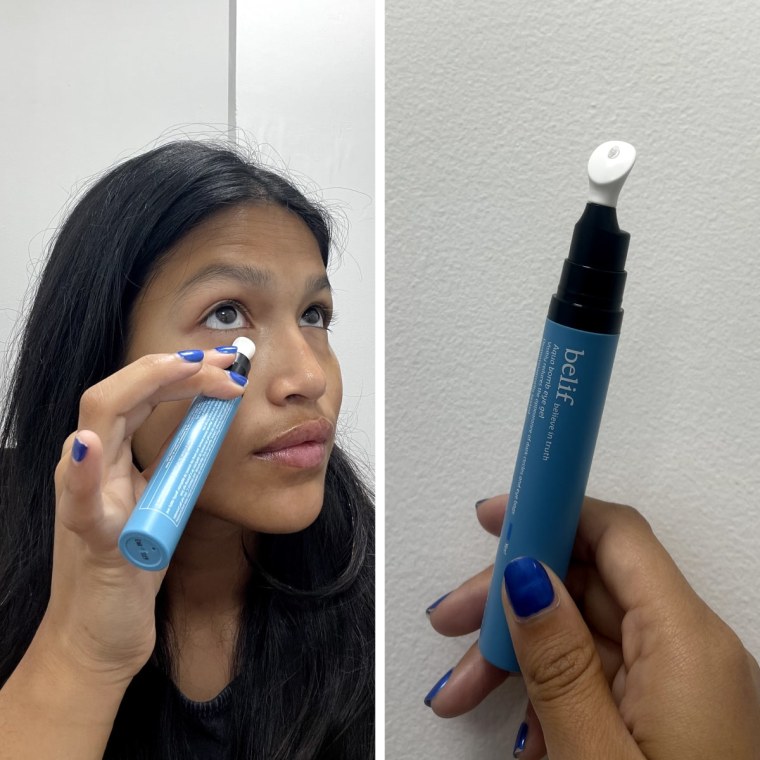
[261,328,327,405]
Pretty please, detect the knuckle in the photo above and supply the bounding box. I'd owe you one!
[589,497,653,534]
[620,504,653,532]
[714,624,748,669]
[526,629,599,704]
[60,507,96,535]
[79,384,108,417]
[610,502,653,533]
[605,505,655,558]
[138,352,171,369]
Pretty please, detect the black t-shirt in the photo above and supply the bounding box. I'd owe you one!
[170,679,235,758]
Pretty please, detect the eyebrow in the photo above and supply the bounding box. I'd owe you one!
[174,263,332,300]
[303,273,333,295]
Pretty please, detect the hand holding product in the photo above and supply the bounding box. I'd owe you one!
[479,142,637,672]
[426,496,760,760]
[0,347,247,758]
[502,499,760,760]
[37,348,247,682]
[119,337,255,570]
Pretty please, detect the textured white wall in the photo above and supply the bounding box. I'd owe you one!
[386,1,760,757]
[236,1,375,473]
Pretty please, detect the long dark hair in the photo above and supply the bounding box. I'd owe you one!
[0,140,374,759]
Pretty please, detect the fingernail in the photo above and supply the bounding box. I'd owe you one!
[423,668,453,708]
[513,721,528,757]
[72,437,88,463]
[475,498,489,510]
[504,557,555,618]
[425,593,450,616]
[228,371,248,387]
[214,345,238,354]
[178,349,204,362]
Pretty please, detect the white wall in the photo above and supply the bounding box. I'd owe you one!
[236,1,376,472]
[386,1,760,757]
[0,0,230,361]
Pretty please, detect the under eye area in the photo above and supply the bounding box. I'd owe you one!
[300,303,333,330]
[202,300,248,330]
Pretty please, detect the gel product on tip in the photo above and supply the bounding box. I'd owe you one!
[118,337,256,570]
[479,141,636,671]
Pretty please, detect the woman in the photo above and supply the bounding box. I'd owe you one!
[0,140,374,759]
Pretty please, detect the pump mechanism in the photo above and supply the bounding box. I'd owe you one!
[587,141,636,208]
[547,140,637,335]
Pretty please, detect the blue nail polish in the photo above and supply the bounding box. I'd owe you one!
[504,557,555,618]
[513,721,528,757]
[72,437,88,463]
[423,668,453,707]
[214,345,238,354]
[178,350,204,362]
[228,371,247,387]
[425,593,450,615]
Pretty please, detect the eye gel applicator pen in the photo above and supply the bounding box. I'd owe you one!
[119,336,255,571]
[479,141,636,672]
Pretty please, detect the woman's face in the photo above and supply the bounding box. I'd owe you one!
[125,203,342,534]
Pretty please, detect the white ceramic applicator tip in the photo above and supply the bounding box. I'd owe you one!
[587,141,636,208]
[232,336,256,359]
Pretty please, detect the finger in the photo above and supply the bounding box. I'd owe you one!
[592,631,624,686]
[502,558,640,759]
[475,494,508,537]
[136,431,172,485]
[56,430,114,554]
[77,350,244,466]
[516,638,621,760]
[565,563,625,644]
[424,639,509,718]
[427,565,491,636]
[513,701,547,760]
[574,497,697,617]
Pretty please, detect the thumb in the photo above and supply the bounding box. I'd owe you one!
[502,557,639,760]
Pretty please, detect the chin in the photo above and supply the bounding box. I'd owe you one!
[259,489,325,534]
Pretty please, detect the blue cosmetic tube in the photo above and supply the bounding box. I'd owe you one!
[479,142,636,671]
[119,337,255,571]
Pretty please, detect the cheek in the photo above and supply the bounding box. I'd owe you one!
[201,471,327,534]
[132,400,192,469]
[326,351,343,413]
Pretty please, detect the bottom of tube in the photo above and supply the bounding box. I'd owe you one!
[119,533,169,570]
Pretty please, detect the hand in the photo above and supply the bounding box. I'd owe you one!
[33,349,246,687]
[423,496,509,715]
[426,496,760,759]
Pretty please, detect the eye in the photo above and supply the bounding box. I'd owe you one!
[203,301,247,330]
[299,304,331,330]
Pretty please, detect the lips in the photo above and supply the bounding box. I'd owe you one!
[252,418,333,468]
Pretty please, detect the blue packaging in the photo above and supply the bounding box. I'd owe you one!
[479,321,618,671]
[479,141,636,671]
[119,395,243,570]
[118,337,254,570]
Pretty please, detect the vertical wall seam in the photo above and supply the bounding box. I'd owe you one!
[228,0,237,140]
